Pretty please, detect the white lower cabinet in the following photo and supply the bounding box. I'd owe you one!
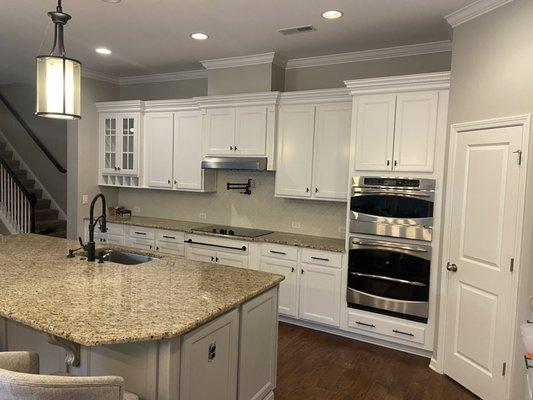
[127,237,155,251]
[260,257,298,318]
[298,263,341,327]
[180,309,239,400]
[217,252,248,268]
[187,246,217,263]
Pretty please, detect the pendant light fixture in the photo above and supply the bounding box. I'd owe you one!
[36,0,81,120]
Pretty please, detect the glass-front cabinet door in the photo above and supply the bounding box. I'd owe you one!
[119,113,138,175]
[101,114,118,174]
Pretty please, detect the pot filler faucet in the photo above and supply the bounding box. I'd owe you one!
[84,193,107,262]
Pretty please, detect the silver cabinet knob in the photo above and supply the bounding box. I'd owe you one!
[446,262,458,272]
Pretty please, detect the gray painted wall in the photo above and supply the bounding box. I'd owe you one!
[446,1,532,398]
[207,64,274,95]
[0,83,68,211]
[119,79,207,100]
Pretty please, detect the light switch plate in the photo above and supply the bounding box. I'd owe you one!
[133,206,141,213]
[292,221,301,229]
[82,194,88,205]
[199,213,207,220]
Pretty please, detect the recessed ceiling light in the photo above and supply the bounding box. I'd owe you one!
[96,47,112,55]
[190,33,209,40]
[322,10,343,19]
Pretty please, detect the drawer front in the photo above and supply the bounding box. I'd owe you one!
[156,241,185,256]
[301,249,342,268]
[106,223,124,236]
[348,310,425,344]
[129,226,156,240]
[106,234,124,245]
[261,244,298,261]
[188,246,217,263]
[128,237,155,251]
[156,229,185,244]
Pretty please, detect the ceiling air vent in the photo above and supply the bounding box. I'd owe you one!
[278,25,316,36]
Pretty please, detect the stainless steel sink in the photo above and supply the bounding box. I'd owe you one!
[102,250,156,265]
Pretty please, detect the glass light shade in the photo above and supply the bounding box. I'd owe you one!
[36,56,81,120]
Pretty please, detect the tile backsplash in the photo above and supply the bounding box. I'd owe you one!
[117,170,347,238]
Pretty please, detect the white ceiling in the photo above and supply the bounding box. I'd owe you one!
[0,0,475,84]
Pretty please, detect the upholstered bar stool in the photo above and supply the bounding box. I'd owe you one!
[0,351,139,400]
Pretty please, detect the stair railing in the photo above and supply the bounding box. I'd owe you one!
[0,156,36,233]
[0,91,67,174]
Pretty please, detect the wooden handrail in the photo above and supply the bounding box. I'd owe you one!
[0,91,67,174]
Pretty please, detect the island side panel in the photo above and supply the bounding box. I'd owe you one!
[158,337,181,400]
[0,317,6,351]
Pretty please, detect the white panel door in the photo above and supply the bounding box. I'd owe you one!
[187,246,217,264]
[312,102,352,201]
[393,91,438,172]
[354,94,396,172]
[205,108,236,155]
[216,251,249,269]
[260,257,299,317]
[100,114,119,174]
[235,106,267,156]
[145,112,174,188]
[444,125,523,400]
[298,263,341,327]
[118,113,139,176]
[174,111,204,190]
[275,105,315,198]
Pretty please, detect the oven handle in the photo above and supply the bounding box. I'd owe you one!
[350,239,430,253]
[350,272,427,287]
[351,189,434,199]
[185,239,247,252]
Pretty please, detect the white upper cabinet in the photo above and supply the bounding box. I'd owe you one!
[275,89,352,202]
[205,108,236,155]
[393,91,438,172]
[174,111,205,191]
[354,94,396,172]
[118,113,140,176]
[312,103,352,200]
[100,114,119,175]
[275,104,316,198]
[235,106,267,155]
[145,112,174,188]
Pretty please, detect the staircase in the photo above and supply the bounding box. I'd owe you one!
[0,141,66,238]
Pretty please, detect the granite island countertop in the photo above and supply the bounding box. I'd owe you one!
[89,215,346,253]
[0,234,283,346]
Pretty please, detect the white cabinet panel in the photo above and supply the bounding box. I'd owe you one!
[312,103,352,200]
[393,91,438,172]
[354,94,396,172]
[156,241,185,256]
[106,234,124,245]
[188,246,217,263]
[174,111,204,190]
[235,106,267,156]
[100,114,119,174]
[217,252,249,269]
[180,309,239,400]
[205,108,236,155]
[118,113,140,176]
[127,237,155,251]
[260,258,298,318]
[298,263,341,327]
[145,112,174,188]
[275,105,315,198]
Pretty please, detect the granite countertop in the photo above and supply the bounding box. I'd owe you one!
[0,234,284,346]
[90,215,346,253]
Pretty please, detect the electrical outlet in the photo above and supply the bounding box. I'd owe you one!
[199,212,207,220]
[292,221,301,229]
[81,194,88,205]
[133,206,141,213]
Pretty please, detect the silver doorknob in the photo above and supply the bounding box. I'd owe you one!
[446,262,458,272]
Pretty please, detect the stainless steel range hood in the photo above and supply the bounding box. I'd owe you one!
[201,157,267,171]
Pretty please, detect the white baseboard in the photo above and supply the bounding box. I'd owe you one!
[429,356,443,373]
[279,316,433,359]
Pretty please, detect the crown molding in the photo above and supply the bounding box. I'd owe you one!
[95,100,145,112]
[119,69,207,85]
[144,99,199,112]
[200,52,287,70]
[279,88,351,105]
[445,0,514,28]
[285,41,452,70]
[195,91,280,108]
[81,68,119,84]
[345,72,451,95]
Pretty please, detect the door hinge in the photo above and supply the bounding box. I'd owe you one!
[513,150,522,165]
[510,258,515,272]
[502,362,507,376]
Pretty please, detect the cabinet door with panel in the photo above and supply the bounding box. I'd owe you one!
[188,246,217,264]
[354,94,396,172]
[234,106,267,156]
[392,91,438,172]
[145,112,174,188]
[298,264,341,327]
[216,251,249,269]
[100,114,119,174]
[275,105,315,198]
[174,111,204,190]
[312,103,352,200]
[205,108,236,155]
[261,258,298,318]
[118,113,139,176]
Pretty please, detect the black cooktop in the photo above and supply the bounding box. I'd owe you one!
[192,225,273,238]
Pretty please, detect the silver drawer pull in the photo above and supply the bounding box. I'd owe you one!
[163,235,176,239]
[355,321,375,328]
[134,231,146,236]
[311,256,329,262]
[270,250,286,255]
[392,329,414,337]
[349,272,426,287]
[351,240,429,253]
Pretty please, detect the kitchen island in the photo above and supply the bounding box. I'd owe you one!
[0,234,283,400]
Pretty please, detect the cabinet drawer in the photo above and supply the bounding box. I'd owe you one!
[128,237,155,251]
[106,234,124,245]
[106,223,124,236]
[301,249,342,268]
[128,226,156,240]
[348,310,425,344]
[156,229,185,244]
[261,244,298,261]
[156,241,185,256]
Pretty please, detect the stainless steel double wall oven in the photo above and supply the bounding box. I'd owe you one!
[348,176,436,322]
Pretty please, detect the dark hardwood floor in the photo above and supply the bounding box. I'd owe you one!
[274,322,479,400]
